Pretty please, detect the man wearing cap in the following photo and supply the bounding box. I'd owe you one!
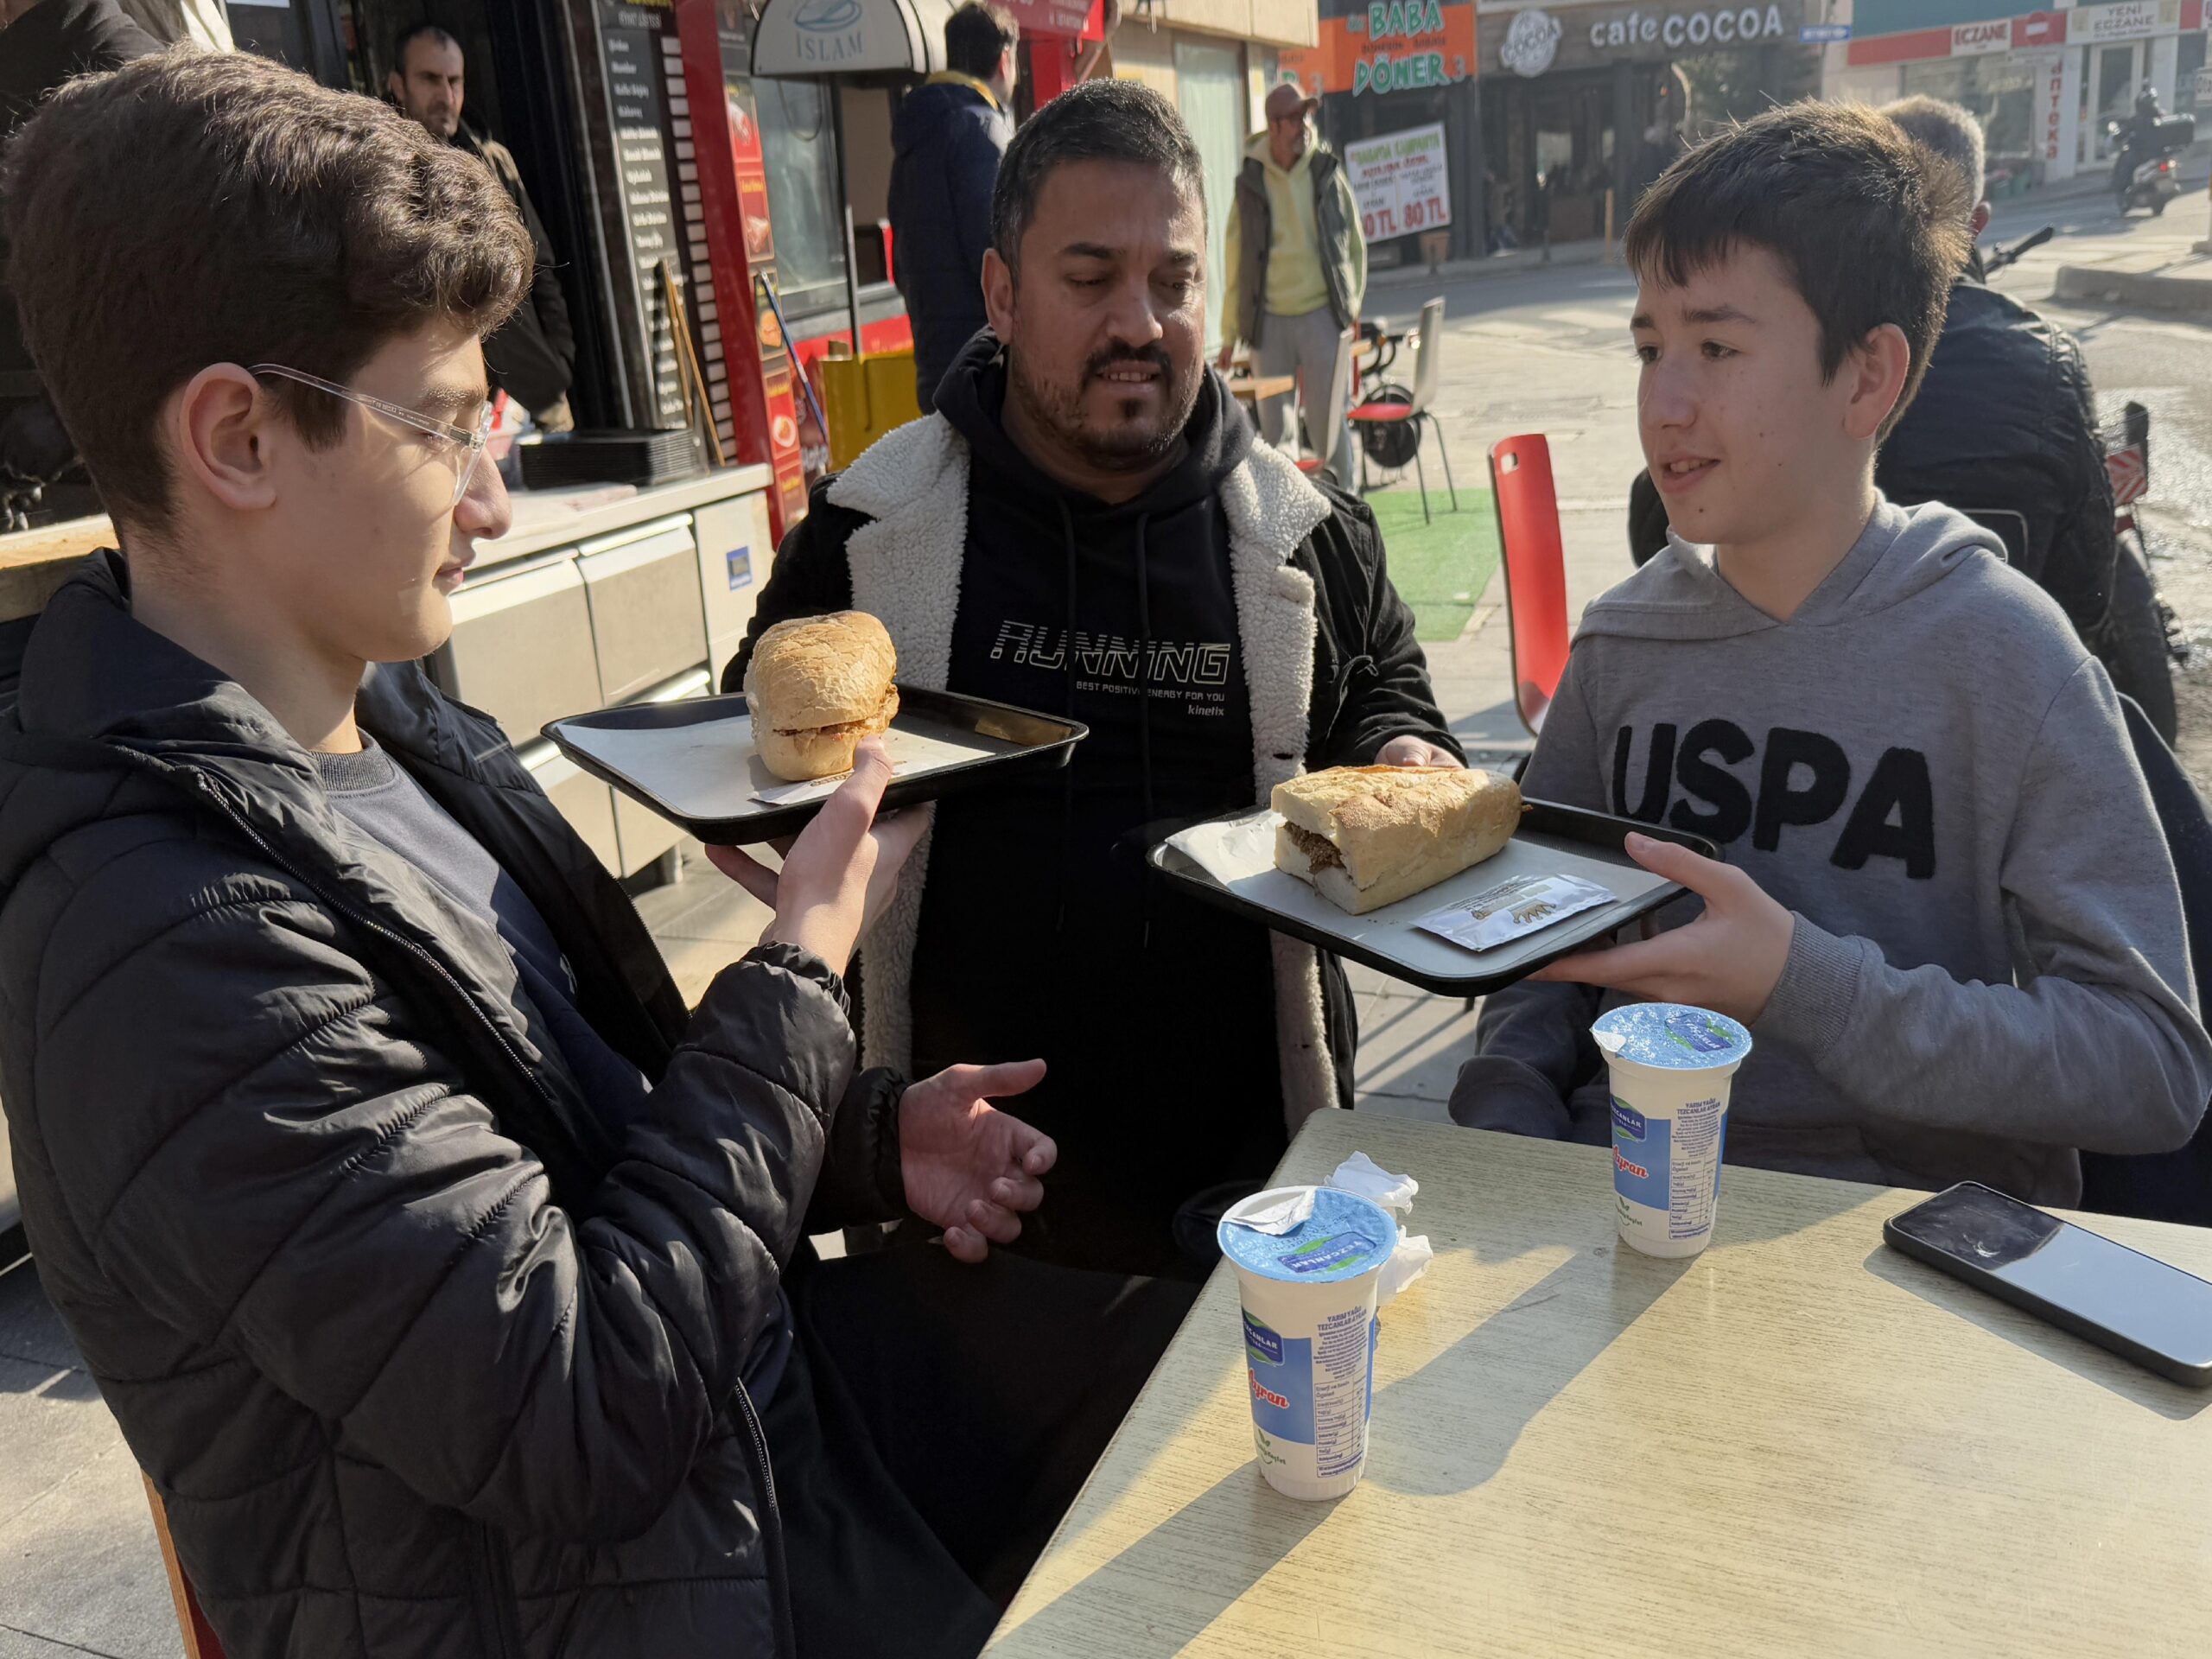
[1219,83,1367,486]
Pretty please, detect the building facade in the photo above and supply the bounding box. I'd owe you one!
[1827,1,2210,184]
[1473,1,1827,248]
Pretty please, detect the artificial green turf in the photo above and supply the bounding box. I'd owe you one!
[1363,484,1500,642]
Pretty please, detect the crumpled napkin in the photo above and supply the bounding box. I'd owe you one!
[1325,1153,1433,1303]
[1326,1150,1418,1213]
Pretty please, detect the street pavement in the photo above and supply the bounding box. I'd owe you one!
[6,174,2212,1659]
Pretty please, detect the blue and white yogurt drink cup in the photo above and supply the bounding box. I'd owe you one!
[1217,1185,1397,1500]
[1592,1003,1754,1260]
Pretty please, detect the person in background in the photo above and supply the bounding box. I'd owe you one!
[1876,95,2174,735]
[115,0,230,48]
[734,80,1459,1279]
[2112,86,2168,197]
[1219,82,1366,486]
[888,1,1018,415]
[389,22,577,432]
[0,0,158,515]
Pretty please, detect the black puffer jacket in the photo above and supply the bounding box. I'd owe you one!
[1877,276,2118,641]
[0,552,907,1657]
[886,77,1011,412]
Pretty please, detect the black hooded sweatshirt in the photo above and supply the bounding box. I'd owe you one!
[901,344,1287,1267]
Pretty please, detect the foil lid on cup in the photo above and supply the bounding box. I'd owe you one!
[1592,1002,1752,1071]
[1220,1186,1398,1285]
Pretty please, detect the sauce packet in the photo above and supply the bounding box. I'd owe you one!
[1414,871,1616,953]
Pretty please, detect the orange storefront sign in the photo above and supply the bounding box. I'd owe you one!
[1281,2,1477,99]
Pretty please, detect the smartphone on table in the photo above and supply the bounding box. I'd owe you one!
[1883,1181,2212,1387]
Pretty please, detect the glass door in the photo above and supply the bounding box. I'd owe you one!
[1174,38,1245,354]
[2086,41,2146,164]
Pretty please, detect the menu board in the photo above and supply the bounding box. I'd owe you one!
[596,1,690,429]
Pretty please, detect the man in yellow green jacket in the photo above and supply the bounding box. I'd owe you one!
[1218,82,1367,485]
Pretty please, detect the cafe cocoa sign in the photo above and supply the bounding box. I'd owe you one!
[1501,1,1807,77]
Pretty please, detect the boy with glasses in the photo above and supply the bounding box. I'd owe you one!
[0,50,1179,1658]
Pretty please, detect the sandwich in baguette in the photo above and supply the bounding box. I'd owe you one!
[743,611,900,781]
[1273,766,1522,914]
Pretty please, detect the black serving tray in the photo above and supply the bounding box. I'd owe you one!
[543,685,1088,844]
[1148,799,1717,996]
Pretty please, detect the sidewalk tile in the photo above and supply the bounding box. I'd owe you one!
[0,1443,180,1659]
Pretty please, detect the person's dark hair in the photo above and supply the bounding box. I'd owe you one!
[944,3,1017,82]
[991,78,1205,271]
[1882,95,1986,216]
[393,21,461,73]
[1624,99,1970,438]
[2,49,530,531]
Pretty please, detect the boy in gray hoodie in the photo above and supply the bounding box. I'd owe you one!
[1450,101,2212,1204]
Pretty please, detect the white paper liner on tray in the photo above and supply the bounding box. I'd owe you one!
[552,709,1020,825]
[1160,807,1676,986]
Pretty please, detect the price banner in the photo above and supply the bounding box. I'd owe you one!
[1344,123,1452,243]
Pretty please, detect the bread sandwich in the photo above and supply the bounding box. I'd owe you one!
[1272,766,1522,914]
[743,611,900,781]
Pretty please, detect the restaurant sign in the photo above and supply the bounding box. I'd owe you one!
[1501,3,1806,76]
[1279,3,1476,99]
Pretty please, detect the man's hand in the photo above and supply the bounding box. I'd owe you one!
[1376,734,1462,768]
[1531,832,1793,1025]
[707,738,930,975]
[1216,343,1236,373]
[899,1060,1057,1263]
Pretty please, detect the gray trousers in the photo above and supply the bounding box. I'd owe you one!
[1256,306,1356,487]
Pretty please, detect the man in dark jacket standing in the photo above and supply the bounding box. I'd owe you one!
[390,22,578,429]
[730,81,1459,1276]
[0,53,1185,1658]
[1875,97,2171,734]
[888,2,1017,413]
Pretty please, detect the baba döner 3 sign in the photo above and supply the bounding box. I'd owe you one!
[1279,2,1476,98]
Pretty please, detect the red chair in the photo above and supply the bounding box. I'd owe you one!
[1490,434,1572,739]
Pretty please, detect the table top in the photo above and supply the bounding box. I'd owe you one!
[988,1113,2212,1658]
[1224,373,1296,402]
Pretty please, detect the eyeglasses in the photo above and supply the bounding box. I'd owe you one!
[249,363,494,507]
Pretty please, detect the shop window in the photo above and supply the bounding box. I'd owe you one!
[2179,33,2208,118]
[753,75,851,317]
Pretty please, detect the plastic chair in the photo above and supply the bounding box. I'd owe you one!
[2077,694,2212,1226]
[1490,434,1573,739]
[1349,296,1457,522]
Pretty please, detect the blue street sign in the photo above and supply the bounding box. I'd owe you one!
[1800,22,1852,43]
